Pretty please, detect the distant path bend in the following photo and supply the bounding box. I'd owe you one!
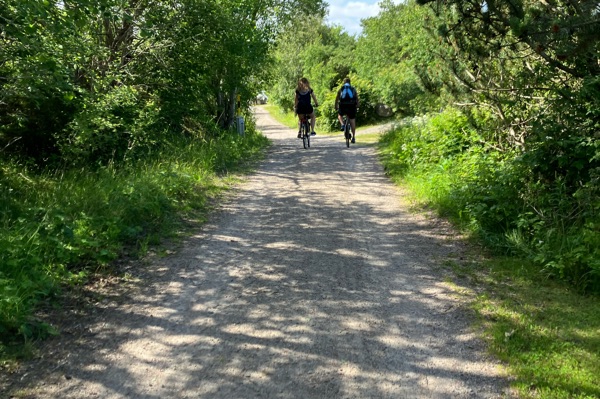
[9,106,511,398]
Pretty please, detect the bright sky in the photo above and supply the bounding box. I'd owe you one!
[325,0,399,36]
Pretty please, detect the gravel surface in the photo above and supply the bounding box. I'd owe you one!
[3,107,512,398]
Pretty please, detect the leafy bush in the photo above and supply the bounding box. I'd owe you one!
[380,108,480,171]
[60,86,162,166]
[380,107,600,292]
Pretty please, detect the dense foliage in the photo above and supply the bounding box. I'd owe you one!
[268,0,599,290]
[0,0,325,166]
[269,15,403,131]
[356,0,445,115]
[1,0,325,343]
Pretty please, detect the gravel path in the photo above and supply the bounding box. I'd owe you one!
[4,107,511,398]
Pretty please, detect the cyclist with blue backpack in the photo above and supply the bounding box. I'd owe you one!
[335,77,360,143]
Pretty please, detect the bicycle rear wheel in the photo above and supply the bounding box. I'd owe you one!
[345,123,350,148]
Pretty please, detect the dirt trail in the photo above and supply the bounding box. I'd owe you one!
[4,107,511,398]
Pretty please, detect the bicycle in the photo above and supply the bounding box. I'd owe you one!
[342,114,352,148]
[299,113,311,149]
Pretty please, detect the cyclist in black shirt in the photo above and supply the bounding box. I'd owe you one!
[294,77,319,138]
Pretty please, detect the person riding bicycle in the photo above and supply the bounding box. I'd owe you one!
[294,77,319,138]
[335,77,359,143]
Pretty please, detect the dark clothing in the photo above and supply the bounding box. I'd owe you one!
[297,103,314,115]
[335,83,359,119]
[296,89,312,105]
[338,104,357,119]
[296,89,314,115]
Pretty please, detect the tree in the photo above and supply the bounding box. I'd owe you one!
[409,0,600,286]
[355,0,444,116]
[414,0,600,147]
[269,17,355,110]
[0,0,327,165]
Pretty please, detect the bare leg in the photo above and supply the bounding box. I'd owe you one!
[310,112,316,132]
[350,118,356,138]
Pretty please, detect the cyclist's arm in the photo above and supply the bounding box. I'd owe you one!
[294,92,299,113]
[334,90,340,110]
[310,91,319,107]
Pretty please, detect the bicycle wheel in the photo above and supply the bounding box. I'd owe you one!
[302,122,308,149]
[345,123,350,148]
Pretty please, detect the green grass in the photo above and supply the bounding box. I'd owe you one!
[263,104,299,129]
[0,128,269,362]
[471,258,600,399]
[379,120,600,398]
[354,131,383,144]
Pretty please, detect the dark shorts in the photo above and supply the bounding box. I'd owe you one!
[296,103,313,115]
[338,104,357,119]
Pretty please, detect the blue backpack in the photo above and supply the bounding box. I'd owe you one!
[339,84,357,105]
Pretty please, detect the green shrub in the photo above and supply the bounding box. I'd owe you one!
[0,128,269,343]
[380,107,600,292]
[59,86,163,166]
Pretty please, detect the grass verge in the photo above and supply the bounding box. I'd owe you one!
[263,104,299,129]
[472,258,600,398]
[0,128,269,366]
[379,128,600,398]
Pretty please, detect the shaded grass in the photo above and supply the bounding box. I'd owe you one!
[0,128,269,362]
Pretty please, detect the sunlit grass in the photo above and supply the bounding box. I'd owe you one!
[355,131,383,144]
[262,104,298,129]
[379,121,600,398]
[473,258,600,399]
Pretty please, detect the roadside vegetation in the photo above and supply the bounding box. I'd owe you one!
[3,0,599,396]
[469,258,600,399]
[266,1,600,397]
[1,0,324,363]
[1,132,268,360]
[379,115,600,399]
[263,104,299,130]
